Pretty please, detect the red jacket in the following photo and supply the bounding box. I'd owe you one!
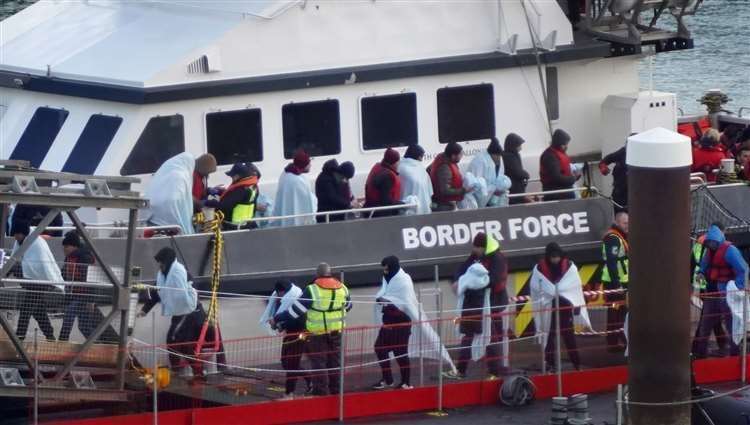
[692,146,727,182]
[429,153,464,203]
[539,146,573,187]
[364,162,401,206]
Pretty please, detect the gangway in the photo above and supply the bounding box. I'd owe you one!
[0,160,146,403]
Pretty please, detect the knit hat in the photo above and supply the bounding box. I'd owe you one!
[545,242,564,258]
[154,247,177,265]
[274,279,293,293]
[504,133,525,151]
[383,148,400,165]
[195,154,217,177]
[381,255,400,271]
[338,161,355,179]
[404,145,425,160]
[293,149,311,169]
[62,230,81,248]
[316,262,332,277]
[487,137,503,155]
[10,220,30,237]
[472,232,487,248]
[551,129,571,147]
[445,142,463,157]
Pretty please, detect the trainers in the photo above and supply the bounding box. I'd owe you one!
[372,380,394,390]
[397,383,414,390]
[486,374,499,381]
[442,370,465,380]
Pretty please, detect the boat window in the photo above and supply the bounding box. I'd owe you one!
[206,109,263,165]
[120,115,185,176]
[361,93,418,151]
[546,66,560,121]
[436,84,495,143]
[62,114,123,174]
[282,99,341,159]
[10,107,69,168]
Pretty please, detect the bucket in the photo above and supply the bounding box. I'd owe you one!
[550,396,567,425]
[568,393,592,424]
[721,158,735,174]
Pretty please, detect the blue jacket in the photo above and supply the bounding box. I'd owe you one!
[699,225,748,289]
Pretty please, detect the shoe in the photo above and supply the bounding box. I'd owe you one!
[397,383,413,390]
[486,374,499,381]
[372,380,394,390]
[442,370,465,380]
[278,393,295,401]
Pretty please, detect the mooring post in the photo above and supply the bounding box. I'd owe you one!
[627,128,692,424]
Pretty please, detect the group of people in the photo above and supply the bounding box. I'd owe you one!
[691,127,750,183]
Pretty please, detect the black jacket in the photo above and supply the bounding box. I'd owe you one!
[454,250,508,335]
[540,148,576,200]
[602,146,628,208]
[502,136,530,197]
[315,159,351,222]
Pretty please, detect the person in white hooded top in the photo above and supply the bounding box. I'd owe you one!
[398,145,433,215]
[272,149,318,227]
[467,137,512,207]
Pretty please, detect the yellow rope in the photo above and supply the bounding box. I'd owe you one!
[193,210,224,326]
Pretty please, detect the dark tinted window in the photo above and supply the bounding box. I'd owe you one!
[120,115,185,176]
[10,107,69,167]
[436,84,495,143]
[206,109,263,165]
[361,93,418,151]
[546,67,559,121]
[282,100,341,159]
[62,114,123,174]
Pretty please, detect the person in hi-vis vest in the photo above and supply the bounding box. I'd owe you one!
[601,212,629,352]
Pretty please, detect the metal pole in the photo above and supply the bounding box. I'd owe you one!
[437,289,444,413]
[33,328,38,425]
[118,208,139,389]
[616,384,623,425]
[152,311,158,425]
[743,286,748,384]
[418,296,424,387]
[554,282,562,396]
[338,305,345,423]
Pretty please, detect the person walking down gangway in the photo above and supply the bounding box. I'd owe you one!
[600,212,629,352]
[691,229,729,356]
[276,263,351,396]
[444,232,508,380]
[531,243,591,372]
[693,224,749,358]
[261,279,312,399]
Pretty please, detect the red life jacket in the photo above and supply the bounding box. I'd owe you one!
[364,162,401,206]
[538,257,571,283]
[429,153,464,203]
[706,242,735,284]
[540,146,572,186]
[192,171,207,200]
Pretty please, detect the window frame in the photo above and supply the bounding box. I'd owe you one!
[62,113,123,174]
[281,99,342,160]
[10,106,70,168]
[119,114,185,176]
[358,91,419,152]
[436,83,496,144]
[205,108,264,166]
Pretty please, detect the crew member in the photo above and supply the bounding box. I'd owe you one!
[693,224,748,358]
[539,129,580,201]
[267,279,311,399]
[364,148,403,217]
[430,142,470,212]
[445,232,508,380]
[276,263,352,395]
[204,162,260,230]
[691,230,728,356]
[137,248,205,375]
[599,138,629,212]
[601,212,629,352]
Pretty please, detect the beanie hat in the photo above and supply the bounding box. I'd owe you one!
[62,230,82,248]
[487,137,503,155]
[293,149,311,169]
[551,129,571,147]
[195,154,217,177]
[338,161,355,179]
[383,148,400,165]
[10,220,30,237]
[545,242,564,258]
[472,232,487,248]
[445,142,463,157]
[404,145,425,160]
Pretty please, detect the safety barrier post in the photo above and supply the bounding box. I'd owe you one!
[554,282,562,396]
[338,304,346,423]
[33,328,38,425]
[743,287,748,384]
[152,311,158,425]
[418,295,424,387]
[434,264,444,413]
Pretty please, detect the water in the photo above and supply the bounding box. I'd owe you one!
[1,0,748,115]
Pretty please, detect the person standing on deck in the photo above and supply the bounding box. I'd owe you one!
[467,137,511,207]
[600,212,630,352]
[204,162,261,230]
[444,232,508,380]
[430,142,472,212]
[192,153,219,213]
[275,263,352,396]
[272,149,318,227]
[502,133,531,205]
[315,159,357,222]
[364,148,404,217]
[691,228,729,356]
[398,145,433,215]
[539,129,580,201]
[692,129,728,183]
[598,138,630,213]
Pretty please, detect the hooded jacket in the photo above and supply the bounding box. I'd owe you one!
[502,134,530,197]
[601,146,628,207]
[699,225,748,289]
[315,159,351,222]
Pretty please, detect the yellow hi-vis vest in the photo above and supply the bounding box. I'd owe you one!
[306,282,349,335]
[230,186,257,225]
[601,229,629,284]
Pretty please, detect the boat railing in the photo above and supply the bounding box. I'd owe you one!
[228,202,421,228]
[691,172,708,186]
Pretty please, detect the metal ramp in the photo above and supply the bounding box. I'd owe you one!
[0,160,146,403]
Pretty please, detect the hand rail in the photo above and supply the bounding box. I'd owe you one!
[507,186,598,199]
[225,202,420,228]
[43,225,182,233]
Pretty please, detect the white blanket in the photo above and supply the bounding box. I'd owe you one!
[255,193,274,228]
[156,261,197,317]
[456,263,492,361]
[144,153,195,235]
[259,284,303,336]
[374,269,457,372]
[530,262,592,347]
[726,281,750,345]
[12,238,64,291]
[467,151,511,207]
[272,171,318,227]
[398,158,433,215]
[458,172,488,210]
